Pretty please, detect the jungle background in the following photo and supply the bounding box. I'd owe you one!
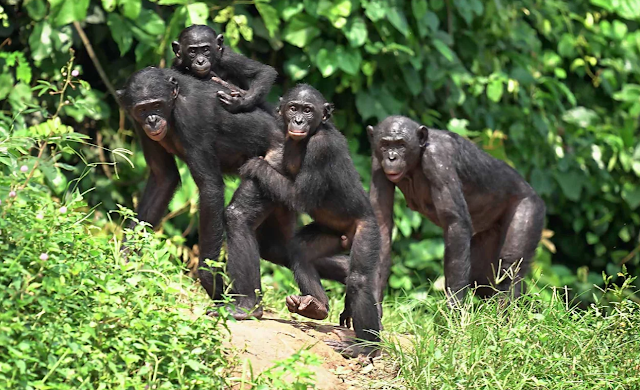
[2,0,640,388]
[3,0,639,301]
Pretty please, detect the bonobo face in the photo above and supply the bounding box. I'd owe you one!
[173,28,217,78]
[368,117,428,183]
[117,68,179,142]
[280,87,332,141]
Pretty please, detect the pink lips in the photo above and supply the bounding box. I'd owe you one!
[386,172,403,181]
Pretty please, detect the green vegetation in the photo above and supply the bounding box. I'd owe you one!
[1,0,640,389]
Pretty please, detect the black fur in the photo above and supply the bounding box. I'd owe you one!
[117,66,283,299]
[172,25,277,114]
[117,67,350,305]
[240,84,382,357]
[368,115,546,305]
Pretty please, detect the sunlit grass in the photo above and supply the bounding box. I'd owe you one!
[257,262,640,389]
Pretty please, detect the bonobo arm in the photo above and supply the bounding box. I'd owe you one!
[422,147,473,305]
[184,148,226,299]
[369,154,395,301]
[217,50,277,112]
[134,126,180,228]
[239,157,296,210]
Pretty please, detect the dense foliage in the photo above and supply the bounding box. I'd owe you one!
[1,0,639,302]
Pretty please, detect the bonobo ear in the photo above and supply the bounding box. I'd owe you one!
[115,89,125,104]
[169,76,180,99]
[171,41,181,57]
[216,34,224,51]
[366,125,375,144]
[417,125,429,147]
[322,102,334,123]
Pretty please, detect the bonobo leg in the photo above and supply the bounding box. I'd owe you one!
[469,227,501,298]
[223,179,277,319]
[335,218,382,358]
[124,131,180,236]
[185,152,226,301]
[288,223,346,320]
[494,195,545,297]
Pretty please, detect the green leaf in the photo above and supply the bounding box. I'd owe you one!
[119,0,141,20]
[402,65,423,96]
[157,0,188,4]
[25,0,47,21]
[256,2,280,38]
[590,0,615,11]
[135,9,165,36]
[336,46,362,75]
[387,7,410,37]
[282,15,321,48]
[0,74,13,101]
[186,3,209,25]
[102,0,116,11]
[561,106,598,128]
[363,0,386,22]
[107,14,133,55]
[48,0,90,27]
[613,84,640,102]
[316,48,338,77]
[432,39,454,62]
[553,171,584,201]
[284,55,310,80]
[486,80,504,102]
[343,17,367,47]
[412,0,428,19]
[454,0,473,24]
[622,183,640,209]
[28,21,53,62]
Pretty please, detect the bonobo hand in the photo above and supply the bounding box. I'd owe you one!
[217,91,245,113]
[339,306,353,329]
[239,156,267,179]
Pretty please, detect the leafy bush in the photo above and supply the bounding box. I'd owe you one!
[1,0,639,303]
[0,58,233,388]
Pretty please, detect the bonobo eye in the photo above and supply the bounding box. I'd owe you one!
[153,102,161,110]
[289,105,297,112]
[189,48,196,57]
[203,48,210,55]
[303,107,311,114]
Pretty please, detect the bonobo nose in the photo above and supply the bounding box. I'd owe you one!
[294,117,304,125]
[388,155,396,161]
[196,58,204,65]
[148,115,158,126]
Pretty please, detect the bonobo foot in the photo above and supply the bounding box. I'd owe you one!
[207,304,263,320]
[325,340,381,359]
[286,295,328,320]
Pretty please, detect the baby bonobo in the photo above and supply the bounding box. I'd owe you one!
[240,84,382,357]
[368,116,546,307]
[172,24,276,113]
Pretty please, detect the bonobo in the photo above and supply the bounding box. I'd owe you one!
[239,84,382,357]
[172,25,277,113]
[368,115,545,306]
[116,66,283,300]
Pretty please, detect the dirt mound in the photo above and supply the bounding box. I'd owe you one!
[222,312,396,389]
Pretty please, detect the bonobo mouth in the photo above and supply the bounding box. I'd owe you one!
[144,124,168,142]
[191,65,210,78]
[385,171,404,182]
[287,127,309,141]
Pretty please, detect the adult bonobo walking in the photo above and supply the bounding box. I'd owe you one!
[368,115,545,306]
[239,84,382,357]
[117,67,352,306]
[172,24,276,114]
[116,66,284,299]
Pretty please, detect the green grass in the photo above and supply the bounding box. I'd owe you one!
[258,263,640,390]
